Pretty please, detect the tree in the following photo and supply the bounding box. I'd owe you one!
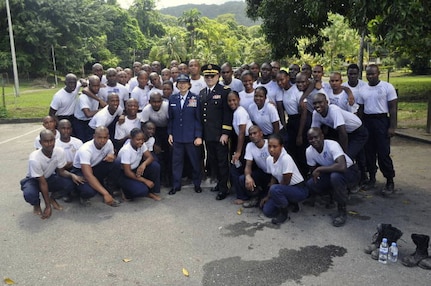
[178,9,203,54]
[129,0,165,38]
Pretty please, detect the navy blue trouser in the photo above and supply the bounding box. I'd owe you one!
[20,175,74,206]
[306,164,360,204]
[73,118,93,143]
[363,115,395,179]
[119,160,161,199]
[262,183,308,217]
[233,167,271,201]
[206,140,230,193]
[172,141,201,190]
[73,160,119,199]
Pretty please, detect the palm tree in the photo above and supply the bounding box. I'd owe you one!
[178,9,203,53]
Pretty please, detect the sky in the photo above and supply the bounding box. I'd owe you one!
[118,0,242,10]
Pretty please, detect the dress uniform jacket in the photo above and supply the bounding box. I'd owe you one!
[199,83,233,141]
[168,91,202,143]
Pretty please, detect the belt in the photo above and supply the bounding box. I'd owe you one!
[364,113,388,119]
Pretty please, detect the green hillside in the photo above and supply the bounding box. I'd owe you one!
[159,1,261,27]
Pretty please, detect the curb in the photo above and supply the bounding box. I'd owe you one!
[395,131,431,145]
[0,118,41,124]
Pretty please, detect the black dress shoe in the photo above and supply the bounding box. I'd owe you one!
[169,188,180,195]
[216,191,228,200]
[194,186,202,193]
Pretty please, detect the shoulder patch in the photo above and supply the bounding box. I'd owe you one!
[223,86,229,89]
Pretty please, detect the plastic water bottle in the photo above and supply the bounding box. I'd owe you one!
[378,238,389,264]
[389,242,398,263]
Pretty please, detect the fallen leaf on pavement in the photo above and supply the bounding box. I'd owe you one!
[182,268,189,277]
[4,277,15,285]
[122,258,132,263]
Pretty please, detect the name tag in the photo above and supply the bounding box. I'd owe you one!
[170,103,177,106]
[212,95,221,99]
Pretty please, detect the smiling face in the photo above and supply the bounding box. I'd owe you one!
[254,87,266,109]
[307,128,324,152]
[241,73,254,93]
[313,93,329,116]
[227,92,240,111]
[131,131,145,150]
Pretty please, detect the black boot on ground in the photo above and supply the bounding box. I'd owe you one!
[366,224,403,260]
[332,203,347,227]
[272,207,289,225]
[382,178,395,196]
[402,234,430,267]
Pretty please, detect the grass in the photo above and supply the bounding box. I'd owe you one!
[1,75,430,129]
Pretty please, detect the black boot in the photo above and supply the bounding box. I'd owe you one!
[418,257,431,270]
[332,203,347,227]
[382,178,395,196]
[366,224,403,260]
[402,234,430,267]
[363,173,376,190]
[271,207,289,225]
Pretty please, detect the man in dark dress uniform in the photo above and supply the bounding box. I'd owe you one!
[199,64,233,200]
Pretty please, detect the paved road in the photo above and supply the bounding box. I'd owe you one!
[1,123,430,285]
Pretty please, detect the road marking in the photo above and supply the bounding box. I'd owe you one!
[0,127,43,145]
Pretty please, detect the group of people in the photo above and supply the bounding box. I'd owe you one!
[20,59,397,228]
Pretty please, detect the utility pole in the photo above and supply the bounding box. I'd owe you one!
[6,0,20,97]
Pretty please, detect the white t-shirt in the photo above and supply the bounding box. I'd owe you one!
[27,147,67,178]
[50,87,79,116]
[74,93,100,121]
[281,84,302,115]
[306,139,354,168]
[311,104,362,133]
[88,105,123,129]
[98,84,129,109]
[73,139,114,168]
[232,106,253,136]
[114,117,141,140]
[356,81,397,114]
[34,130,60,149]
[248,102,281,135]
[327,90,350,112]
[145,137,155,152]
[118,141,148,170]
[140,101,169,127]
[55,137,83,163]
[131,85,150,110]
[221,78,244,93]
[149,87,163,97]
[266,149,304,185]
[190,77,206,95]
[128,77,138,93]
[342,79,366,113]
[307,83,331,112]
[244,139,270,172]
[239,90,255,111]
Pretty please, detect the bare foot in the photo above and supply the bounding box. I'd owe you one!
[233,199,246,205]
[33,205,42,216]
[148,193,161,201]
[50,198,63,210]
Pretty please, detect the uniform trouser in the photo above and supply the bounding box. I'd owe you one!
[119,161,161,199]
[73,118,93,143]
[234,167,271,201]
[172,142,201,190]
[73,160,119,199]
[347,124,368,174]
[306,164,360,205]
[155,126,171,182]
[20,175,74,206]
[284,113,310,177]
[205,140,230,193]
[363,115,395,179]
[262,183,309,217]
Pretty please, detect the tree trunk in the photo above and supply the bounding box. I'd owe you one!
[358,29,365,80]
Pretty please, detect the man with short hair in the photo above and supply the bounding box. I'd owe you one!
[73,126,120,207]
[188,59,206,95]
[305,127,360,227]
[254,62,280,104]
[88,93,123,141]
[73,75,102,142]
[199,64,233,200]
[357,64,397,195]
[97,68,129,109]
[288,64,300,85]
[270,61,281,81]
[234,125,272,207]
[92,63,107,85]
[114,98,141,151]
[151,61,162,74]
[220,62,244,93]
[34,116,60,149]
[149,72,163,96]
[49,73,80,123]
[21,130,84,219]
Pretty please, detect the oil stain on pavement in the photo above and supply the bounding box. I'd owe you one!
[222,221,279,237]
[202,245,347,285]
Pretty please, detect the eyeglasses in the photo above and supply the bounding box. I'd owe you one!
[204,74,216,78]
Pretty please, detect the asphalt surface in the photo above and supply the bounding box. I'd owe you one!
[0,122,430,286]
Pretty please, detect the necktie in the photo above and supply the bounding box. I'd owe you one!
[181,96,185,108]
